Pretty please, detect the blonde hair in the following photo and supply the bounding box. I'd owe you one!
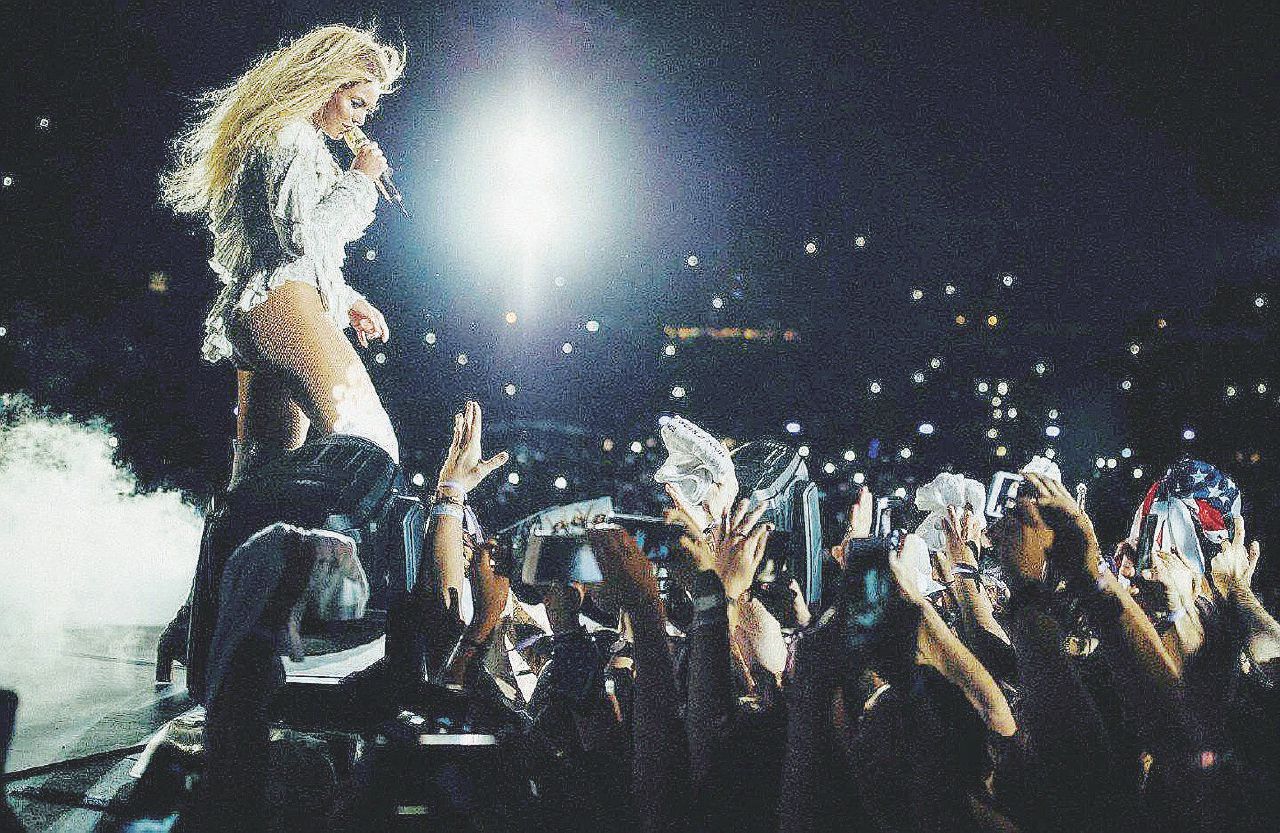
[161,24,404,225]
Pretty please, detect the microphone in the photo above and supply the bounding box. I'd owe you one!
[342,125,409,219]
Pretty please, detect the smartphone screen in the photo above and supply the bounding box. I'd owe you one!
[985,471,1023,520]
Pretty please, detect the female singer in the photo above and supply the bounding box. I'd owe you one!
[163,24,405,486]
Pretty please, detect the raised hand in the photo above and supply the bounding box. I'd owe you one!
[942,506,979,567]
[1210,515,1262,597]
[888,533,930,606]
[833,486,874,564]
[465,539,511,641]
[587,525,660,610]
[715,499,773,600]
[436,400,509,498]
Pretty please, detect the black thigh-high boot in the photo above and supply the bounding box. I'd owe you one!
[189,526,316,833]
[197,627,281,833]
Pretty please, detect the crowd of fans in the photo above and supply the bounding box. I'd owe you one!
[329,400,1278,833]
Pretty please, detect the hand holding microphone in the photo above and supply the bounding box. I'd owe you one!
[351,140,388,181]
[343,125,409,219]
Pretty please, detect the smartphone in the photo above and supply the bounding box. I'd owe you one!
[520,531,604,585]
[985,471,1023,520]
[840,529,903,649]
[1134,512,1165,573]
[873,496,909,538]
[611,513,686,562]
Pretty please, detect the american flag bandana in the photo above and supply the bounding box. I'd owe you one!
[1129,459,1242,574]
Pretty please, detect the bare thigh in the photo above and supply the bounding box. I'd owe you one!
[230,280,398,459]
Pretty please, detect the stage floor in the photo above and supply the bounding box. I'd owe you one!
[3,626,190,831]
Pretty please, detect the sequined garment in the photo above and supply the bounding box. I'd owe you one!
[200,120,378,363]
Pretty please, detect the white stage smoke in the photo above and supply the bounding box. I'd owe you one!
[0,394,202,655]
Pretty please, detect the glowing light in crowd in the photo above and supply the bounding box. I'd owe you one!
[991,397,1002,407]
[992,409,1003,419]
[823,462,836,474]
[561,342,574,354]
[911,370,926,385]
[805,240,818,255]
[1045,425,1060,438]
[663,344,676,356]
[854,235,867,248]
[977,381,989,394]
[996,381,1009,395]
[411,472,425,487]
[456,353,468,365]
[995,446,1008,458]
[1255,295,1267,308]
[930,357,942,369]
[911,288,924,301]
[374,352,386,364]
[423,332,437,345]
[1133,468,1144,479]
[1183,428,1196,441]
[869,380,883,394]
[1001,273,1015,287]
[554,476,568,490]
[671,385,686,398]
[1157,318,1168,329]
[1007,408,1017,419]
[0,326,7,337]
[1129,342,1141,355]
[504,383,517,396]
[1043,448,1056,459]
[1106,458,1117,469]
[38,117,51,129]
[630,441,643,453]
[508,471,520,485]
[585,319,600,332]
[899,447,912,459]
[843,450,856,461]
[987,428,999,439]
[955,314,967,326]
[1096,458,1106,469]
[687,254,699,268]
[1034,361,1047,375]
[504,311,518,324]
[853,472,866,484]
[1048,409,1059,419]
[893,487,907,498]
[786,421,802,434]
[1120,379,1133,391]
[918,423,934,435]
[365,249,376,261]
[1226,385,1237,397]
[1258,383,1269,394]
[1,176,13,188]
[711,296,724,309]
[987,314,999,328]
[944,284,956,295]
[798,445,810,457]
[1121,447,1132,458]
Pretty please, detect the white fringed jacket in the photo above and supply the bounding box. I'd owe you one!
[200,120,378,364]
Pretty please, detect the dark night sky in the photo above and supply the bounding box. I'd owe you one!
[1,0,1277,513]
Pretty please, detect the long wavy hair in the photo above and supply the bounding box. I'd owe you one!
[161,24,404,226]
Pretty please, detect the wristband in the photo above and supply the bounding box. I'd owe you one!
[438,480,467,497]
[430,502,465,520]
